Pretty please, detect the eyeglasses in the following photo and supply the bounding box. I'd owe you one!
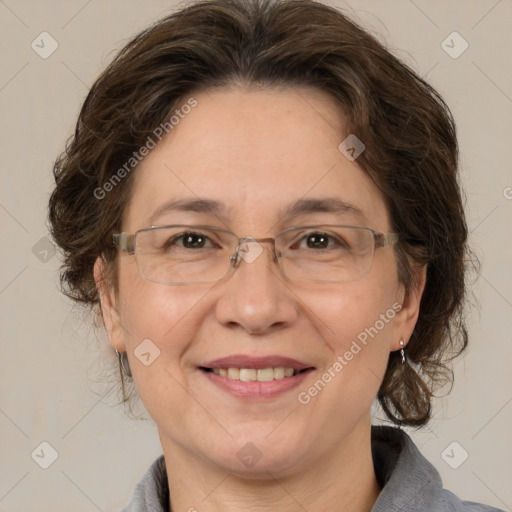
[112,224,398,285]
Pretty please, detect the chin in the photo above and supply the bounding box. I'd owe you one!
[207,429,309,478]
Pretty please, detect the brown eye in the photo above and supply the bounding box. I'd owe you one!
[305,233,330,249]
[293,231,347,250]
[165,232,213,250]
[180,233,208,249]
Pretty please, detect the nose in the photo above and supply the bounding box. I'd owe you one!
[214,240,299,334]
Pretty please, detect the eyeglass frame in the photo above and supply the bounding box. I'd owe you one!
[112,224,399,285]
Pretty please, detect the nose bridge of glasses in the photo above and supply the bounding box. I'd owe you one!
[230,236,278,267]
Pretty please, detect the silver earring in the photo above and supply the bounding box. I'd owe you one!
[115,349,132,377]
[399,340,406,365]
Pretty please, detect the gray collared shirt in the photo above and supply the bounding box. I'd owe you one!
[121,426,505,511]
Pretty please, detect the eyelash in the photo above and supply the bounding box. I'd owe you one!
[164,232,218,250]
[168,231,345,250]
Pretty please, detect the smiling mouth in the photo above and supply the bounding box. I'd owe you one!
[199,367,313,382]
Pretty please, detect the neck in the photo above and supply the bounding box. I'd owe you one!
[160,420,381,512]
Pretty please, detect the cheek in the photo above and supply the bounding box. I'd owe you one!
[293,279,398,406]
[116,257,206,340]
[296,279,396,351]
[115,278,211,428]
[303,287,395,401]
[115,266,209,383]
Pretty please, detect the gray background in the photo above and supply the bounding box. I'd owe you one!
[0,0,511,511]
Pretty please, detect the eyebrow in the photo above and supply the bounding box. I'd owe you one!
[281,197,366,222]
[145,197,366,226]
[145,198,228,226]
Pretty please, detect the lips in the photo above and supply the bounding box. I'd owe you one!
[198,354,315,399]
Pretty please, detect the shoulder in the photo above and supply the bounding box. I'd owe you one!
[120,455,169,512]
[370,425,505,512]
[122,430,505,512]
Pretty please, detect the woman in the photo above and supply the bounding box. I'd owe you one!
[48,0,504,510]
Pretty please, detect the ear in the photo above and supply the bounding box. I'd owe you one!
[93,257,126,352]
[391,264,427,351]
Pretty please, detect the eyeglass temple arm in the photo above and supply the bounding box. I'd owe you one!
[375,232,399,248]
[113,233,136,254]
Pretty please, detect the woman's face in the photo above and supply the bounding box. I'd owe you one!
[98,86,422,476]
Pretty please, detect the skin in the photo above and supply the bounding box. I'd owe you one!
[95,85,426,512]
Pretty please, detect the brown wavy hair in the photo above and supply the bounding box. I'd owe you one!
[48,0,472,427]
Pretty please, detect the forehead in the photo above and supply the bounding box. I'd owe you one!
[124,86,390,233]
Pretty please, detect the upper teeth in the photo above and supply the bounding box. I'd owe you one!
[212,367,296,381]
